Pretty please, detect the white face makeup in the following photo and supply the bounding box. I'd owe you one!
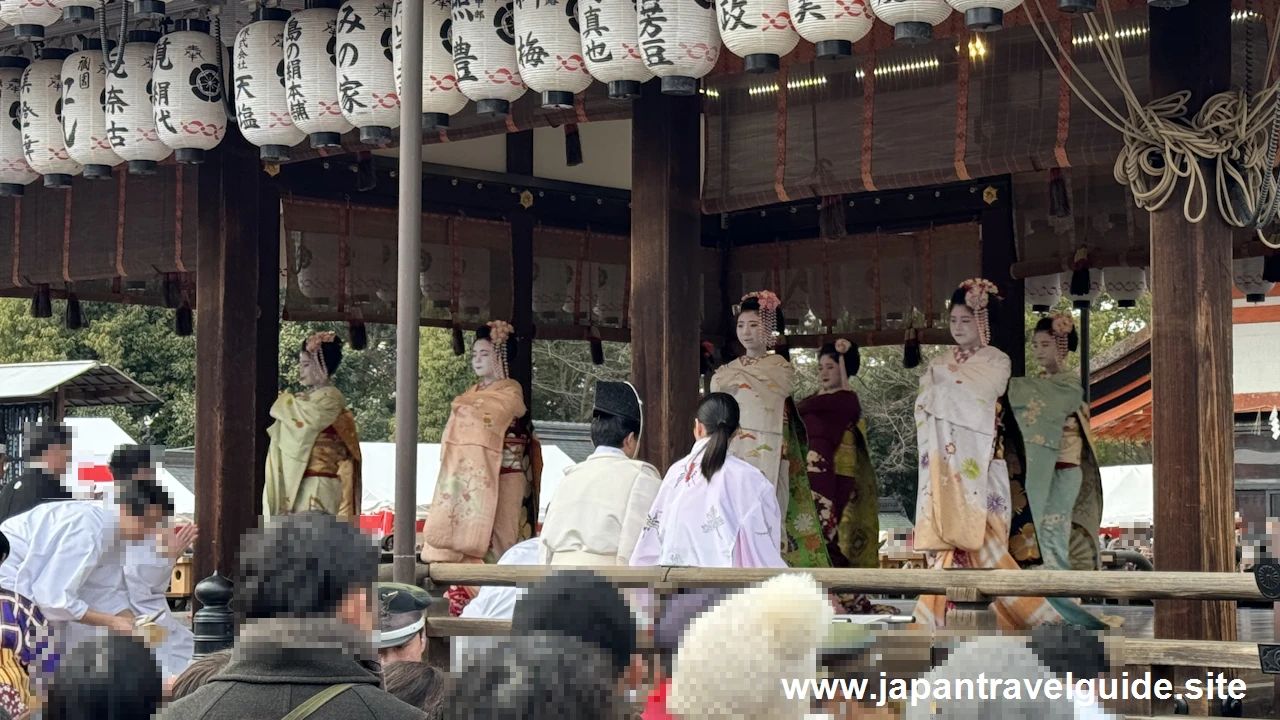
[298,351,328,388]
[949,304,980,350]
[736,310,767,357]
[817,354,845,391]
[472,338,499,381]
[1032,331,1061,373]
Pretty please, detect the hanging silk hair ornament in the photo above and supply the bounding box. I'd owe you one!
[286,0,356,148]
[958,278,998,347]
[578,0,652,99]
[944,0,1021,31]
[1049,312,1074,362]
[0,0,61,41]
[484,320,515,379]
[392,0,466,131]
[637,0,721,96]
[515,0,593,108]
[789,0,874,59]
[453,0,526,117]
[718,0,799,74]
[235,7,306,161]
[335,0,401,144]
[0,56,38,197]
[106,30,171,175]
[739,290,781,349]
[869,0,951,45]
[22,48,81,188]
[153,19,229,164]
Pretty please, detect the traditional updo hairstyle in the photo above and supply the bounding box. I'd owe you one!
[818,340,860,378]
[696,393,740,481]
[301,335,344,377]
[1034,316,1079,353]
[474,324,521,362]
[737,295,789,360]
[948,285,1002,329]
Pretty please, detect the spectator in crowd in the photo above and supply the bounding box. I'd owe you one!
[510,569,639,691]
[0,530,48,719]
[668,573,834,720]
[447,632,622,720]
[44,633,163,720]
[902,622,1113,720]
[383,662,447,720]
[452,537,540,672]
[376,583,432,665]
[169,650,231,702]
[641,588,730,720]
[161,513,426,720]
[0,422,73,523]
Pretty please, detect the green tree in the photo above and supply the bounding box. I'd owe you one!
[416,328,478,442]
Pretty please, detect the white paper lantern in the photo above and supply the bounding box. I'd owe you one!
[51,0,95,22]
[457,245,490,319]
[592,262,626,325]
[718,0,798,73]
[21,50,80,188]
[869,0,951,44]
[1234,257,1274,304]
[515,0,593,108]
[0,57,36,197]
[153,20,228,164]
[335,0,400,144]
[1102,266,1146,308]
[945,0,1020,31]
[420,243,452,308]
[62,41,124,180]
[1066,267,1102,309]
[393,0,466,130]
[133,0,165,18]
[105,30,171,175]
[578,0,652,99]
[788,0,874,59]
[0,0,61,40]
[1024,273,1062,313]
[637,0,721,95]
[452,0,526,116]
[235,8,306,161]
[285,0,355,149]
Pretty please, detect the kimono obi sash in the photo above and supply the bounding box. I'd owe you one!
[303,423,355,479]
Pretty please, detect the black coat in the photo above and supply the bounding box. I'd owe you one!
[160,620,427,720]
[0,467,71,524]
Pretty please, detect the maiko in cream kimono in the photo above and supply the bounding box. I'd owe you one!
[263,385,362,519]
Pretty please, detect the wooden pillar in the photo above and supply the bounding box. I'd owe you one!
[194,136,279,587]
[1147,0,1236,699]
[980,195,1024,377]
[507,131,534,410]
[630,83,702,471]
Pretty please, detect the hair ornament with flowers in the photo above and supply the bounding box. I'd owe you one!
[485,320,515,379]
[1050,312,1075,361]
[736,290,782,349]
[955,278,1000,347]
[305,331,339,376]
[834,338,852,355]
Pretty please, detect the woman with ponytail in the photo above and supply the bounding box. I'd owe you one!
[629,393,786,569]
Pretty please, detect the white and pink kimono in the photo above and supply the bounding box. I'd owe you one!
[630,438,786,569]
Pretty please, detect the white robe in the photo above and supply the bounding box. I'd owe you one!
[0,501,129,678]
[124,539,193,679]
[452,538,541,672]
[537,448,662,567]
[630,438,786,569]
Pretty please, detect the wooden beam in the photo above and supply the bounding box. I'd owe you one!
[507,131,534,411]
[1147,0,1237,701]
[980,197,1024,377]
[630,82,702,471]
[194,136,272,589]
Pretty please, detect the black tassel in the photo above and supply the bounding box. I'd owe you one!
[904,331,921,369]
[174,303,193,336]
[31,284,51,318]
[162,272,182,309]
[1264,253,1280,284]
[564,124,583,167]
[65,290,83,330]
[818,195,846,242]
[1048,168,1070,219]
[347,317,368,350]
[589,333,604,366]
[451,324,465,356]
[355,152,377,192]
[1070,266,1091,297]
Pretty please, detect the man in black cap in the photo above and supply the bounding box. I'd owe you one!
[374,582,433,664]
[0,421,73,523]
[537,381,661,568]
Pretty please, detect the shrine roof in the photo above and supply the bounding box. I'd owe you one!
[0,361,161,408]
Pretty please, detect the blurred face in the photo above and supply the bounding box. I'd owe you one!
[817,355,845,391]
[949,305,980,350]
[41,443,71,476]
[117,505,168,542]
[1032,331,1061,372]
[298,351,327,387]
[736,310,767,356]
[472,339,498,379]
[338,587,375,633]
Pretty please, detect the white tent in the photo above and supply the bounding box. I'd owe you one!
[357,441,578,520]
[1099,464,1153,527]
[63,417,197,516]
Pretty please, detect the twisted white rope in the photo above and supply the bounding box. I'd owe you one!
[1027,0,1280,246]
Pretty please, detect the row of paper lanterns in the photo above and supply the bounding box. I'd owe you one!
[1026,259,1279,310]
